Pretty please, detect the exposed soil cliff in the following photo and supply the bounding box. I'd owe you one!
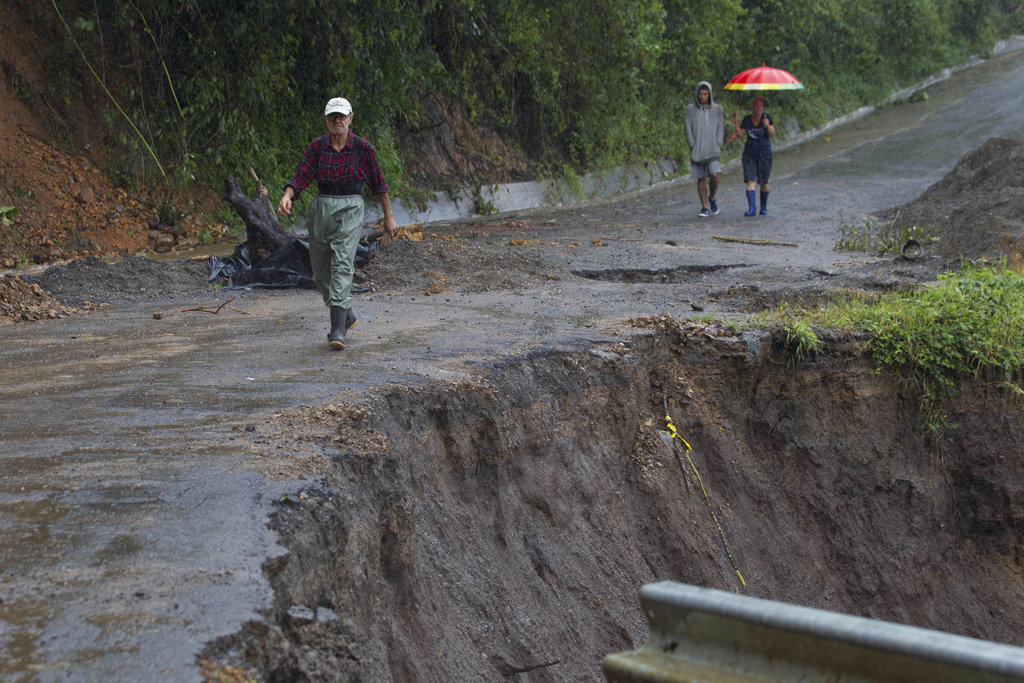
[199,323,1024,680]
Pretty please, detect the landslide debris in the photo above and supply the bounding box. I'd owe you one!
[0,272,78,323]
[0,134,218,268]
[22,254,211,307]
[881,136,1024,268]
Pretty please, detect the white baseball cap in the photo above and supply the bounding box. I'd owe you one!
[324,97,352,116]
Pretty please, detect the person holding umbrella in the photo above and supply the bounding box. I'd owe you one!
[733,96,775,216]
[724,64,800,217]
[684,81,725,217]
[277,97,398,350]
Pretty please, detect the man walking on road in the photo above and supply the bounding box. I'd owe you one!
[278,97,398,351]
[684,81,725,217]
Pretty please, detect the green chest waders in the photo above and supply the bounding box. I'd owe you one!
[306,193,365,309]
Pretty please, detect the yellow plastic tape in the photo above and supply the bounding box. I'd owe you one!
[664,411,745,588]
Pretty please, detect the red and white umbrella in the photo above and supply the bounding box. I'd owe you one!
[724,63,803,91]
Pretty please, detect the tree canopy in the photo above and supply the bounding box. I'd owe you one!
[32,0,1023,203]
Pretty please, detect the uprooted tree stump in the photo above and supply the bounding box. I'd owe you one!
[222,171,295,264]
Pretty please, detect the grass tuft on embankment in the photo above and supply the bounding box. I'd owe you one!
[752,263,1024,437]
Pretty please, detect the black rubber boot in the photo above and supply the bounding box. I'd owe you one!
[328,307,358,350]
[328,306,347,350]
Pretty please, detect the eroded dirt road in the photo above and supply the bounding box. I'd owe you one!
[3,46,1024,681]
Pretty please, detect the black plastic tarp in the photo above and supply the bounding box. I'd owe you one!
[207,236,378,290]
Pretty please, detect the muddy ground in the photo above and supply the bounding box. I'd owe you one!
[3,49,1024,682]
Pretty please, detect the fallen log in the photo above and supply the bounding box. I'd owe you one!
[215,170,386,290]
[222,170,295,265]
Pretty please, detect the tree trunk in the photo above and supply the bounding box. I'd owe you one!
[222,173,294,264]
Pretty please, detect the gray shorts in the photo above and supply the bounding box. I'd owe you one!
[690,160,721,180]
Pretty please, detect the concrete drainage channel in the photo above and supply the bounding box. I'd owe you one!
[201,323,1024,681]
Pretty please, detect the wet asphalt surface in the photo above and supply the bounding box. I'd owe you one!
[4,46,1024,681]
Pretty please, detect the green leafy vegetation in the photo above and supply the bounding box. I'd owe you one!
[834,217,941,256]
[22,0,1024,205]
[783,321,823,364]
[472,186,499,216]
[752,264,1024,437]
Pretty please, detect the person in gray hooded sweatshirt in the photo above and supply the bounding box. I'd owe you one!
[684,81,725,217]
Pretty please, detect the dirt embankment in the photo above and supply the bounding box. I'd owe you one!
[880,136,1024,267]
[197,320,1024,680]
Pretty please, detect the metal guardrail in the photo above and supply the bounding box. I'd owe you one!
[604,581,1024,682]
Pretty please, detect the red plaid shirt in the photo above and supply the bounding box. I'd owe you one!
[284,133,389,199]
